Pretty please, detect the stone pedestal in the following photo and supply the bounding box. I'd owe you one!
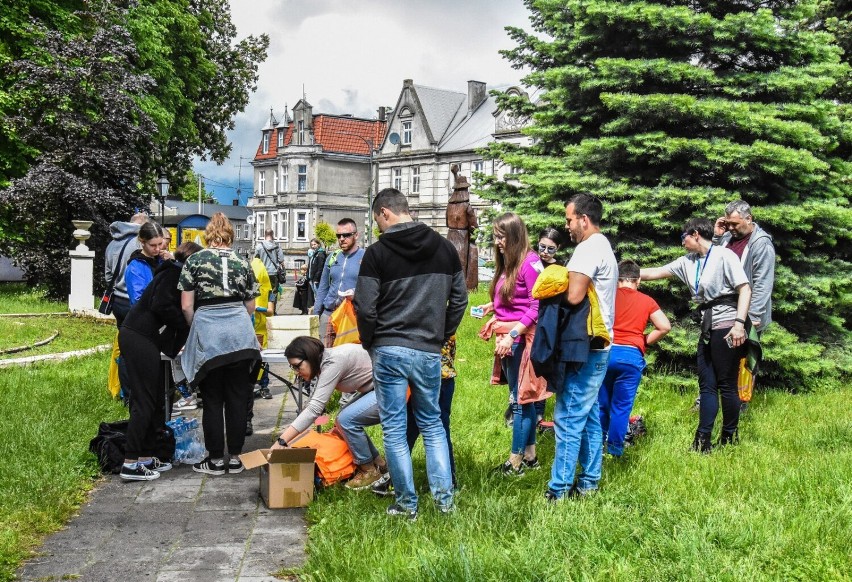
[68,248,96,313]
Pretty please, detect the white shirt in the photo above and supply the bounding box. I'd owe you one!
[567,232,618,341]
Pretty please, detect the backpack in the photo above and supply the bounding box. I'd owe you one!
[326,249,343,267]
[89,420,175,473]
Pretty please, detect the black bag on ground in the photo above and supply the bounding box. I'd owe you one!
[89,420,176,474]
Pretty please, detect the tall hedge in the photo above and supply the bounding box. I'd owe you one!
[484,0,852,387]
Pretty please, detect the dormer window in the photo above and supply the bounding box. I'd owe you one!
[402,121,412,145]
[277,129,284,148]
[262,132,270,154]
[298,120,305,145]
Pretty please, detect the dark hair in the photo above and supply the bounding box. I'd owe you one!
[683,217,714,241]
[566,193,603,225]
[310,237,323,246]
[265,229,275,238]
[337,218,357,232]
[372,188,409,215]
[538,227,563,247]
[138,221,164,243]
[284,336,324,379]
[489,212,531,304]
[174,241,202,263]
[618,259,640,280]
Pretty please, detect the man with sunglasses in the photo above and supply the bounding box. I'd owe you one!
[313,218,365,346]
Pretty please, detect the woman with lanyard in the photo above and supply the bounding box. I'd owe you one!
[640,217,751,452]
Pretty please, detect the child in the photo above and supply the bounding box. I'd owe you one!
[599,260,671,456]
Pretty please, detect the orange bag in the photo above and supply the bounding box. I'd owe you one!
[330,297,361,347]
[738,358,754,403]
[289,429,356,486]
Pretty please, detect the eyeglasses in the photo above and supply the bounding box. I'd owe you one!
[336,232,356,239]
[538,244,557,254]
[289,359,304,371]
[680,231,694,242]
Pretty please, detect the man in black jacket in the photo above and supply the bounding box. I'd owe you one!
[354,188,467,519]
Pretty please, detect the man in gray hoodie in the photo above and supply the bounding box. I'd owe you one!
[105,212,147,326]
[255,229,285,313]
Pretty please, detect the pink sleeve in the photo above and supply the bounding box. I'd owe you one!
[518,255,541,329]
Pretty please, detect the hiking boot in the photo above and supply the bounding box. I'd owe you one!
[173,395,198,411]
[346,465,383,490]
[691,431,712,454]
[386,503,417,521]
[371,474,394,497]
[193,457,226,476]
[495,460,524,477]
[145,457,172,472]
[227,458,244,474]
[522,457,541,470]
[717,428,739,447]
[259,386,272,399]
[245,420,253,436]
[120,463,161,481]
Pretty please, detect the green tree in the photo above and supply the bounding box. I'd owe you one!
[173,169,215,203]
[486,0,852,385]
[314,221,337,249]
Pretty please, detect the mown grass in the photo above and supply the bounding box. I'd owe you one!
[298,290,851,581]
[0,353,126,581]
[0,283,67,314]
[0,315,116,360]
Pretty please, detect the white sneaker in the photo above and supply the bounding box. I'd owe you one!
[173,395,198,411]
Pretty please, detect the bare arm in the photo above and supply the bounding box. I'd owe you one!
[640,267,673,281]
[645,309,671,346]
[566,271,592,305]
[181,291,195,326]
[724,282,752,347]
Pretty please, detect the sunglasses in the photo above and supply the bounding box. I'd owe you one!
[289,359,304,371]
[336,232,356,239]
[538,244,557,254]
[680,231,694,242]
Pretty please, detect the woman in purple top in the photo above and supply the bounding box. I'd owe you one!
[477,213,544,475]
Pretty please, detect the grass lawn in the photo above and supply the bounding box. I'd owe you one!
[298,290,851,581]
[0,283,68,314]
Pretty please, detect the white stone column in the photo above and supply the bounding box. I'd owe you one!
[68,220,95,313]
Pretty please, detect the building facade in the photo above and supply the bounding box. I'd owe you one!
[248,100,387,267]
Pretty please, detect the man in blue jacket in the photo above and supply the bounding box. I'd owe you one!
[354,188,467,520]
[313,218,364,346]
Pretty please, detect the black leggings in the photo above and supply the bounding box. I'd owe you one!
[697,329,746,436]
[200,360,254,458]
[119,327,165,459]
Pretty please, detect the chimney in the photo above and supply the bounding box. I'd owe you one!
[378,106,386,121]
[467,80,487,114]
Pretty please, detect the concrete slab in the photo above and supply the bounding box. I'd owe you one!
[160,543,246,571]
[181,510,255,546]
[158,570,237,582]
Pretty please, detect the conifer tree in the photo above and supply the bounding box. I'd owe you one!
[486,0,852,381]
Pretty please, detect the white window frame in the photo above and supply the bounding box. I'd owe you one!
[297,164,307,192]
[259,171,266,195]
[270,212,279,240]
[411,166,420,194]
[262,132,269,154]
[277,209,289,241]
[281,167,288,192]
[293,209,309,242]
[255,212,266,240]
[277,129,284,148]
[392,167,402,190]
[273,170,279,193]
[402,120,412,145]
[298,120,305,144]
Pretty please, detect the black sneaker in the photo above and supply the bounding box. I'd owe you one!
[120,463,160,481]
[544,489,562,504]
[193,457,226,476]
[522,457,541,470]
[144,457,172,473]
[245,420,253,436]
[386,503,417,521]
[371,474,394,497]
[227,458,244,474]
[259,386,272,399]
[495,460,524,476]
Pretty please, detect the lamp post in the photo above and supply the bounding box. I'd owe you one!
[337,132,376,245]
[156,173,170,225]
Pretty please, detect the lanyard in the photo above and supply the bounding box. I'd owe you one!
[694,245,713,295]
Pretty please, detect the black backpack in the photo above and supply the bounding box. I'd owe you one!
[89,420,175,473]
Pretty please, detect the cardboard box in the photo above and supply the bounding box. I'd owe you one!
[239,448,317,509]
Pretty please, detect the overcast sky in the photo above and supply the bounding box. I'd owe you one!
[194,0,532,203]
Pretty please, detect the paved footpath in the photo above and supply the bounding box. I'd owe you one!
[17,363,306,582]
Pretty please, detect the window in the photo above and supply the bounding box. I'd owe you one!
[277,129,284,148]
[281,168,288,192]
[298,120,305,144]
[473,160,484,185]
[411,166,420,194]
[402,121,412,145]
[392,167,402,190]
[243,224,251,240]
[259,171,266,195]
[298,164,307,192]
[273,170,279,193]
[255,213,266,239]
[270,212,278,239]
[277,210,289,241]
[262,132,269,154]
[294,210,309,241]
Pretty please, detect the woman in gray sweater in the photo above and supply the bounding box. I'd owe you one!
[271,336,388,490]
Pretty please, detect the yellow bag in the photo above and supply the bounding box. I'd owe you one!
[330,297,361,347]
[738,358,754,403]
[108,333,121,398]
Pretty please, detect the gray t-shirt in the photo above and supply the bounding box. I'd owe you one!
[665,245,748,328]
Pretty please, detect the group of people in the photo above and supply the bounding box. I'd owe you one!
[105,189,774,517]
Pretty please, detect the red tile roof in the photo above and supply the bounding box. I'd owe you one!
[253,116,387,161]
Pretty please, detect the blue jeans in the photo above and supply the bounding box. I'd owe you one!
[503,342,536,454]
[336,391,381,465]
[371,346,453,512]
[548,350,609,496]
[599,345,646,456]
[407,378,456,486]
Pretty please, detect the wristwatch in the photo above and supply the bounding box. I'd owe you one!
[509,329,520,339]
[277,436,288,447]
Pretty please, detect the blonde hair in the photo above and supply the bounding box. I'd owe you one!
[205,212,234,247]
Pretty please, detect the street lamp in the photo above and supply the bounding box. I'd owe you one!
[156,173,170,225]
[337,132,376,245]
